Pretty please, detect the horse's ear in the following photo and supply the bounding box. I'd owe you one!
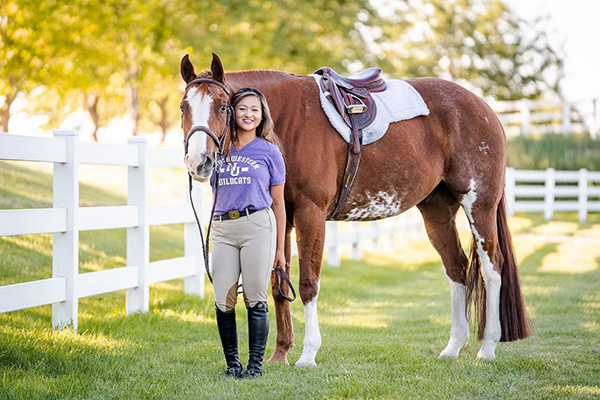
[211,52,225,84]
[180,54,196,84]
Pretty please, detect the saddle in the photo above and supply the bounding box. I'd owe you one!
[313,67,387,220]
[314,67,386,152]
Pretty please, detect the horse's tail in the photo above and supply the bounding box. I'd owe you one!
[467,194,533,341]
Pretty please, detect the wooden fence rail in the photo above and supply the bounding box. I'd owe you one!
[490,98,600,138]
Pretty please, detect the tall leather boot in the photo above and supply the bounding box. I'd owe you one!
[243,301,269,378]
[215,306,243,378]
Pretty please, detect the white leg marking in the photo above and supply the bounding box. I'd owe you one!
[295,290,321,368]
[439,277,469,359]
[460,179,501,360]
[184,87,213,169]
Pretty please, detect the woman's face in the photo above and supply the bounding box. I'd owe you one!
[234,95,262,134]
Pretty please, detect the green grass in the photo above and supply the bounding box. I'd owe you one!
[507,134,600,170]
[1,161,600,399]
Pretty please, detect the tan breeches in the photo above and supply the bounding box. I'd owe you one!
[212,208,276,312]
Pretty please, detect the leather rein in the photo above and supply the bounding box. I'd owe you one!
[183,78,295,302]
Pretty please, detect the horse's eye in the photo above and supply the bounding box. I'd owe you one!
[180,106,184,114]
[220,106,226,113]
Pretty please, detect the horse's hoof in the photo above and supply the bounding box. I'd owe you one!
[476,350,496,360]
[267,354,290,365]
[438,350,459,359]
[294,359,317,368]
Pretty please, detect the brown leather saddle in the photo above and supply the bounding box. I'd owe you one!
[314,67,386,151]
[313,67,387,220]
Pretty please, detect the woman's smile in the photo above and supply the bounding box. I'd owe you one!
[235,96,262,133]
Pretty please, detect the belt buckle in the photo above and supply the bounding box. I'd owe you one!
[228,210,240,220]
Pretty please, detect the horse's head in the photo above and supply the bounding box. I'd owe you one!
[180,53,231,182]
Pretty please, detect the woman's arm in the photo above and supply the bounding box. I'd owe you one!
[269,184,286,269]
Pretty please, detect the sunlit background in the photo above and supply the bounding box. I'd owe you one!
[3,0,597,146]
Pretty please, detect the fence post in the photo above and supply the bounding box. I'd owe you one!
[562,102,572,136]
[52,129,79,330]
[371,221,380,251]
[593,99,599,140]
[351,222,362,260]
[544,168,555,221]
[578,168,588,222]
[326,222,341,267]
[126,137,150,314]
[184,181,206,297]
[505,167,516,217]
[519,100,531,137]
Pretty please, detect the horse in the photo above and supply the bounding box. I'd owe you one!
[179,53,532,366]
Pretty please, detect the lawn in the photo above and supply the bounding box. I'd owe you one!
[1,160,599,399]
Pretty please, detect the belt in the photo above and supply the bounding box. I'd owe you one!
[213,208,258,221]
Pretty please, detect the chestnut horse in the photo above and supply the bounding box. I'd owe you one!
[179,53,531,366]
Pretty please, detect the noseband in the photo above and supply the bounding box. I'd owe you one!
[183,78,233,158]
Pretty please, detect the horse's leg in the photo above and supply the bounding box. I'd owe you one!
[417,183,469,358]
[267,223,294,364]
[293,199,326,368]
[459,181,502,359]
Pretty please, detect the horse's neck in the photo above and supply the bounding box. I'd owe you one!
[225,71,309,133]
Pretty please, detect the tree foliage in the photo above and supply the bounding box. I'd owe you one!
[1,0,565,139]
[373,0,563,100]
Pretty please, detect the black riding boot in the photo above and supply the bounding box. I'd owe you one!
[243,301,269,378]
[215,306,244,378]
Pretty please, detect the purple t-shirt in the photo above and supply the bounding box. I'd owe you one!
[210,138,285,215]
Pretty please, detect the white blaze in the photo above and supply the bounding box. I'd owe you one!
[185,87,213,170]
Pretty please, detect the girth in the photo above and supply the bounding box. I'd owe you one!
[314,67,387,220]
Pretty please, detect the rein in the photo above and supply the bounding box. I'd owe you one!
[183,77,295,302]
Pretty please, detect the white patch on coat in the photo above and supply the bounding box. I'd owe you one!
[345,191,402,220]
[184,87,213,170]
[295,282,321,368]
[439,275,469,358]
[460,179,501,359]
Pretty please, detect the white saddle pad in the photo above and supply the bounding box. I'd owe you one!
[311,74,430,145]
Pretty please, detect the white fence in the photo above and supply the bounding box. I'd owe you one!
[506,167,600,222]
[490,98,599,138]
[0,130,207,330]
[0,131,425,330]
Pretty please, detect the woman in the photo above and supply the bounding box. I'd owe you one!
[210,88,286,378]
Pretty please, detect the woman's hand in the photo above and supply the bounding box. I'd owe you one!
[273,248,286,270]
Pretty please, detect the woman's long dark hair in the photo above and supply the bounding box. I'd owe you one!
[223,88,284,159]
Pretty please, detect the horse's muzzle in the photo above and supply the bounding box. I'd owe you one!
[187,154,214,182]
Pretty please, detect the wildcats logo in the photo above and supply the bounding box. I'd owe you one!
[218,162,252,185]
[219,162,249,176]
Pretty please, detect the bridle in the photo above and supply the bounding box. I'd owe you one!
[183,78,232,158]
[182,77,296,302]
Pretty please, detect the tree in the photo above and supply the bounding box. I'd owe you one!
[0,0,71,132]
[372,0,563,100]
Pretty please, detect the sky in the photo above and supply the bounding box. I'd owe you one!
[504,0,600,102]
